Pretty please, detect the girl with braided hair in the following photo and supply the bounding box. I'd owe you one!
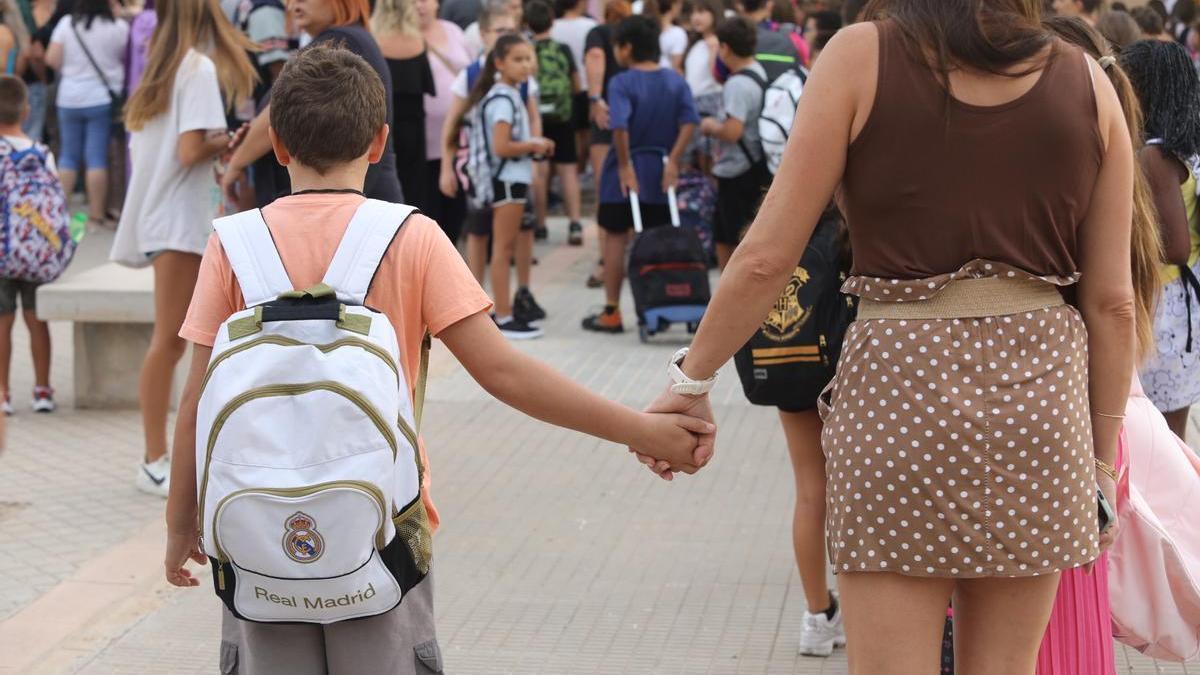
[1123,38,1200,438]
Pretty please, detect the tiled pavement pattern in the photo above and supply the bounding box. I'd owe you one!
[0,224,1195,674]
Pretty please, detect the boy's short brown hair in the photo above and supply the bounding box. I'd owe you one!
[0,76,28,126]
[269,44,387,175]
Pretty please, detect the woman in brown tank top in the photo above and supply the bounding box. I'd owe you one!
[639,1,1136,672]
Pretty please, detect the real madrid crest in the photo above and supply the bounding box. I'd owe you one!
[761,265,813,342]
[283,511,325,563]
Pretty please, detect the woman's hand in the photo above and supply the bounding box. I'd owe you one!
[164,530,207,587]
[1097,473,1119,553]
[630,384,717,480]
[628,411,715,476]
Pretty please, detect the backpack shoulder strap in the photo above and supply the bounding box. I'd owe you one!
[732,68,768,91]
[213,209,293,307]
[323,199,419,305]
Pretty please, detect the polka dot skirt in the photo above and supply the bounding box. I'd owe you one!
[820,265,1100,578]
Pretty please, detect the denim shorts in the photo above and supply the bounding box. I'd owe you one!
[57,103,112,171]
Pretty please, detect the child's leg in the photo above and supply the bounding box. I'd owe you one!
[556,162,583,224]
[0,309,14,396]
[490,202,525,317]
[466,234,489,285]
[602,228,629,307]
[516,228,534,290]
[140,251,202,463]
[533,161,549,230]
[23,310,50,390]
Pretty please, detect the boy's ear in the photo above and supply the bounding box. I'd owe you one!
[268,126,291,167]
[367,124,390,165]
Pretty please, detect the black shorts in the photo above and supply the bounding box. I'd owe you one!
[590,122,613,146]
[714,163,771,246]
[543,121,578,164]
[572,92,590,131]
[597,201,673,234]
[465,182,534,236]
[0,279,37,314]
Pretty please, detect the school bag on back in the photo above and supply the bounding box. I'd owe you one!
[534,39,573,124]
[734,209,855,410]
[732,65,808,176]
[464,90,518,209]
[0,139,75,283]
[197,200,431,624]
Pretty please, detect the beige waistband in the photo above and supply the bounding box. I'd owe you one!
[856,276,1065,321]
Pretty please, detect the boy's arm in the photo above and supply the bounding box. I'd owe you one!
[701,116,744,143]
[613,128,638,196]
[164,345,213,587]
[439,312,713,469]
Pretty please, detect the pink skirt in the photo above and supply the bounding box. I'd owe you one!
[1035,432,1126,674]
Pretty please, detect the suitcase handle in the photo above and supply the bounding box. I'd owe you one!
[629,156,681,234]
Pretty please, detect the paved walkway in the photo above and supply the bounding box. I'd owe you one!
[0,222,1192,673]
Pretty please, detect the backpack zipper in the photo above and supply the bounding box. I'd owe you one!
[200,335,399,394]
[198,382,397,536]
[211,480,389,590]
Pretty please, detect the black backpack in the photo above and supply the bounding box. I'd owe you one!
[734,209,856,410]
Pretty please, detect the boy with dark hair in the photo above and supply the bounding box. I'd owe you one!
[166,44,711,669]
[0,75,58,416]
[700,17,771,269]
[527,0,586,245]
[582,15,699,333]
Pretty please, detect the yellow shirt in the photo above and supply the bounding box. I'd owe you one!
[1163,173,1200,284]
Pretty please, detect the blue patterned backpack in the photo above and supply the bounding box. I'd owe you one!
[0,139,75,283]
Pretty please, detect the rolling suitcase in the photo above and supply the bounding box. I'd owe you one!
[627,170,711,342]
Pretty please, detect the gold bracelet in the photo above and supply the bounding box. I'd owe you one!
[1091,410,1125,420]
[1094,457,1118,481]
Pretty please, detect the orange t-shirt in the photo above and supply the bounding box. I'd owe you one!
[179,193,493,531]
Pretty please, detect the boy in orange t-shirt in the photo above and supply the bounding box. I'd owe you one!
[163,45,713,670]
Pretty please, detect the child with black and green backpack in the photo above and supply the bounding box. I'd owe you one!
[527,0,585,245]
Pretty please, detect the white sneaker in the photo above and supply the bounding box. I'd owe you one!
[2,397,12,416]
[31,387,56,413]
[799,596,846,657]
[136,456,171,498]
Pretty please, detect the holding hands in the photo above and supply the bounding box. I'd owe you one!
[626,348,719,480]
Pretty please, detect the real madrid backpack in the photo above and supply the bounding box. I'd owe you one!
[196,200,431,624]
[734,208,856,411]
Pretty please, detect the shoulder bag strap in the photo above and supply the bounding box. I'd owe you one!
[729,69,768,165]
[213,209,294,307]
[322,199,418,305]
[70,19,119,103]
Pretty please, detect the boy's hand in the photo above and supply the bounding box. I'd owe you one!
[619,163,639,197]
[164,530,207,587]
[699,117,720,137]
[439,164,459,198]
[662,159,680,193]
[629,412,715,477]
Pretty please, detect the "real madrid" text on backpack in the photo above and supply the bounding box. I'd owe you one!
[197,200,431,624]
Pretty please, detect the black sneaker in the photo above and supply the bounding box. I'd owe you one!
[568,221,583,246]
[534,225,549,240]
[513,287,547,324]
[495,315,544,340]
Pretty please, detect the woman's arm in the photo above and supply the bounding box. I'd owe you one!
[439,312,713,467]
[178,129,230,168]
[1077,60,1136,472]
[673,25,877,382]
[1140,145,1193,265]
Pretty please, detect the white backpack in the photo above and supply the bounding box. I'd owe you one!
[197,199,431,624]
[737,67,808,175]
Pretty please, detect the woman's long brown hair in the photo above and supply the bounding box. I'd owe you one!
[1045,15,1162,362]
[865,0,1053,77]
[124,0,258,131]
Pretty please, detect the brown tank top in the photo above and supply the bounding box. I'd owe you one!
[842,20,1104,280]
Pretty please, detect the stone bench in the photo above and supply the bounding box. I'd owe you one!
[37,263,186,409]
